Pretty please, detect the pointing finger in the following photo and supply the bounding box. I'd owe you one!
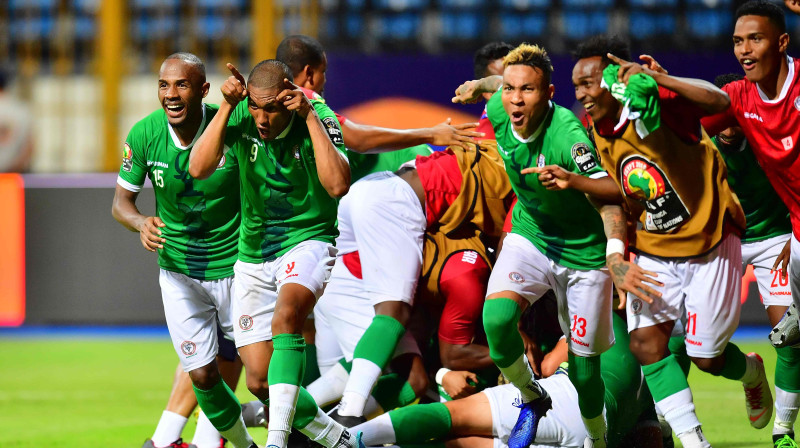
[226,63,246,84]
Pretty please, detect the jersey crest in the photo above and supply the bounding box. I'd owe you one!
[620,155,690,232]
[322,116,344,145]
[122,143,133,172]
[571,142,597,172]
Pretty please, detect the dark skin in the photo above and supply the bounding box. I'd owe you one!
[733,14,790,99]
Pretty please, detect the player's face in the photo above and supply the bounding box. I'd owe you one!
[481,58,505,101]
[501,64,554,138]
[311,54,328,95]
[247,86,293,141]
[733,15,789,84]
[572,56,619,124]
[158,59,209,128]
[717,126,745,148]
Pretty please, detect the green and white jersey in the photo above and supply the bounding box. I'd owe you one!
[713,136,792,243]
[224,100,347,263]
[348,144,432,182]
[117,104,240,280]
[487,93,608,270]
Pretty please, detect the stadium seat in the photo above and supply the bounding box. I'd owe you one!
[193,14,229,40]
[9,15,55,42]
[499,0,551,11]
[440,11,485,41]
[131,0,180,9]
[629,11,677,39]
[195,0,246,7]
[498,11,548,40]
[439,0,483,9]
[132,15,181,41]
[563,11,609,40]
[686,9,732,39]
[627,0,677,7]
[374,13,422,40]
[561,0,613,8]
[685,0,732,7]
[8,0,56,10]
[374,0,429,12]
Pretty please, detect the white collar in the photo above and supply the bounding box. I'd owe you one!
[511,101,552,143]
[756,55,795,103]
[168,104,207,150]
[274,112,296,140]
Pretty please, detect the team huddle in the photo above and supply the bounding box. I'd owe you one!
[112,1,800,448]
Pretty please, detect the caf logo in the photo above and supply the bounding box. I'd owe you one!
[631,298,643,315]
[509,272,525,284]
[239,315,254,331]
[181,340,196,356]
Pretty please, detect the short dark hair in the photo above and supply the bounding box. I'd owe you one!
[504,43,554,86]
[164,52,206,81]
[736,0,786,35]
[572,35,631,68]
[247,59,294,90]
[276,35,326,77]
[474,42,515,79]
[714,73,744,89]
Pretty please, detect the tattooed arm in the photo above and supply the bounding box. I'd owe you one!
[596,202,663,309]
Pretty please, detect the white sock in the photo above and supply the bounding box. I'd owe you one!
[219,415,255,448]
[364,395,384,420]
[339,359,382,416]
[582,413,607,440]
[241,400,266,427]
[500,354,542,402]
[741,353,761,386]
[299,407,347,448]
[308,362,350,407]
[656,388,702,436]
[676,426,711,448]
[192,411,223,448]
[152,410,188,447]
[775,386,800,435]
[352,413,395,446]
[267,383,300,448]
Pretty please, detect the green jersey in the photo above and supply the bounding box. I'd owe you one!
[348,144,432,182]
[118,104,240,280]
[713,137,792,243]
[224,100,347,263]
[487,93,608,270]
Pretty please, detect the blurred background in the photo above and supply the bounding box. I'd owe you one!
[0,0,789,328]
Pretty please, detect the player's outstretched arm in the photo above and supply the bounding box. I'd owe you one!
[189,63,247,179]
[111,184,165,252]
[597,203,663,308]
[522,164,623,203]
[451,75,502,104]
[279,79,350,197]
[341,118,482,153]
[607,53,730,115]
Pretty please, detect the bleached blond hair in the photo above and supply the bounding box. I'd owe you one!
[503,43,553,85]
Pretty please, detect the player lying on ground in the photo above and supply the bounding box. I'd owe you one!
[351,312,662,448]
[189,60,360,448]
[112,53,257,448]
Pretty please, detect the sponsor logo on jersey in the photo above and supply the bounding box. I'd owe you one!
[285,262,295,274]
[218,155,226,168]
[461,251,478,264]
[743,111,764,122]
[239,315,254,331]
[322,116,344,145]
[122,143,133,172]
[537,154,545,168]
[620,155,690,233]
[571,142,597,172]
[795,96,800,112]
[782,136,794,151]
[631,298,643,315]
[509,271,524,284]
[181,340,197,356]
[147,160,169,169]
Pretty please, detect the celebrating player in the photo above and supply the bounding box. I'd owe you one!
[571,35,772,448]
[188,60,359,448]
[453,43,627,448]
[112,53,256,448]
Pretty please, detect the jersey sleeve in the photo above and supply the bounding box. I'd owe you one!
[117,123,149,192]
[557,118,607,179]
[312,99,347,157]
[223,101,249,151]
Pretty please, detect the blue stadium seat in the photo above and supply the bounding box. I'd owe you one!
[373,0,428,12]
[563,11,609,40]
[375,13,422,40]
[498,11,547,40]
[440,11,485,40]
[439,0,483,9]
[132,0,180,9]
[685,0,732,7]
[9,15,55,41]
[133,15,181,40]
[74,16,96,40]
[71,0,99,13]
[9,0,56,10]
[562,0,613,8]
[192,15,228,40]
[629,11,677,39]
[627,0,677,7]
[345,13,365,38]
[687,10,732,38]
[500,0,551,10]
[196,0,246,8]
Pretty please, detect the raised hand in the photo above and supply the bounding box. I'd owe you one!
[521,164,574,191]
[139,216,166,252]
[452,79,487,104]
[607,53,653,85]
[606,253,663,309]
[639,54,668,74]
[431,118,483,150]
[276,78,312,118]
[221,63,248,106]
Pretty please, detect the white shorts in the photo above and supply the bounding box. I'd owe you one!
[742,234,792,307]
[484,376,588,448]
[232,240,337,348]
[790,233,800,310]
[314,260,421,368]
[627,233,742,358]
[336,171,425,305]
[159,269,234,372]
[486,233,614,357]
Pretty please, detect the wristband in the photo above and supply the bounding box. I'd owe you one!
[435,367,451,386]
[606,238,625,257]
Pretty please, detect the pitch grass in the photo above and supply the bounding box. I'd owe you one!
[0,338,784,447]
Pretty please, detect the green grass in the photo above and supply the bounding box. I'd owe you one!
[0,338,787,447]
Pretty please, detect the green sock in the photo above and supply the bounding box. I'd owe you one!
[389,402,452,444]
[776,346,800,392]
[668,335,691,378]
[302,343,321,387]
[193,379,243,431]
[269,333,307,385]
[293,387,320,429]
[371,372,418,411]
[483,298,524,368]
[568,352,605,419]
[718,343,747,381]
[353,315,406,368]
[641,354,691,402]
